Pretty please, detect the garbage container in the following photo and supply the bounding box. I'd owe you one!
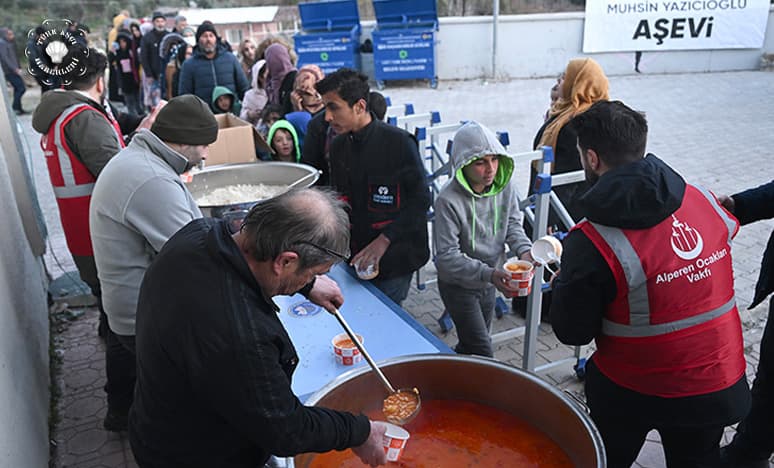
[371,0,438,89]
[294,0,361,75]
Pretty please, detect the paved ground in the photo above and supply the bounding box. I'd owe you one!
[18,69,773,467]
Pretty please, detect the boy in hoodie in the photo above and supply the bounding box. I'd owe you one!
[434,121,533,357]
[211,85,242,115]
[267,120,301,163]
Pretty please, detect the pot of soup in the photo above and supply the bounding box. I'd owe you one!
[292,354,605,468]
[187,161,320,219]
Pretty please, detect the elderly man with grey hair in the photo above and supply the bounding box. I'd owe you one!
[128,188,389,468]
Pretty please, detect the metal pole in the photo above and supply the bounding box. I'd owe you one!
[491,0,499,79]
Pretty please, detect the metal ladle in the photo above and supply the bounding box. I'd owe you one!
[331,308,421,425]
[285,170,321,191]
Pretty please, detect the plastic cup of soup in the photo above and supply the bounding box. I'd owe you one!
[504,259,534,280]
[381,422,410,462]
[332,333,363,366]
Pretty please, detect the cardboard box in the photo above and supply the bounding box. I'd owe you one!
[205,113,271,167]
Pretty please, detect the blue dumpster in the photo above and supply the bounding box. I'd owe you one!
[294,0,361,75]
[371,0,438,89]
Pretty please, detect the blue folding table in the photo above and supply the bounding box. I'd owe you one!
[274,264,452,400]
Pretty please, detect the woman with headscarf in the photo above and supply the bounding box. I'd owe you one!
[238,38,258,85]
[240,59,268,125]
[264,42,297,114]
[290,64,324,115]
[532,57,609,225]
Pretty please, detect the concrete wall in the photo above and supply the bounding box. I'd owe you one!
[0,100,51,465]
[361,7,774,80]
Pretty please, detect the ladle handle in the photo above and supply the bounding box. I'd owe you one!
[332,308,396,394]
[286,170,321,190]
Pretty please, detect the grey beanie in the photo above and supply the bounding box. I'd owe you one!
[151,95,219,145]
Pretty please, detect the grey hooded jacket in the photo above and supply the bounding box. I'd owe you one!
[434,121,532,289]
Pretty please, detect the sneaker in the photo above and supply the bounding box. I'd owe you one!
[718,445,770,468]
[103,408,128,432]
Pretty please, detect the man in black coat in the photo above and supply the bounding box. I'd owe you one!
[719,180,774,468]
[139,12,168,108]
[129,189,387,467]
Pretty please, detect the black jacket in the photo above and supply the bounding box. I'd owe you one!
[139,29,167,80]
[129,218,370,468]
[551,154,749,426]
[732,180,774,309]
[329,116,431,279]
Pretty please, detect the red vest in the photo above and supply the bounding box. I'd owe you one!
[578,184,745,398]
[41,103,124,256]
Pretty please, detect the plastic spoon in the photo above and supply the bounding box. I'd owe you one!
[330,308,421,425]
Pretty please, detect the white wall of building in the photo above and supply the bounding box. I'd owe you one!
[361,7,774,80]
[0,136,50,468]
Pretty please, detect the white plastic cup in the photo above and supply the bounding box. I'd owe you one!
[382,422,410,462]
[531,235,563,264]
[355,262,379,280]
[331,333,363,366]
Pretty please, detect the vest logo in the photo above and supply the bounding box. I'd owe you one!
[378,186,389,195]
[670,214,703,261]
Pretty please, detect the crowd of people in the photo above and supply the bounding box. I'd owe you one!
[8,7,772,468]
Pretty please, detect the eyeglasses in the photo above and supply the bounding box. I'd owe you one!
[294,241,350,263]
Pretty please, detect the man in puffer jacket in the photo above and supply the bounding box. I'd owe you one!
[178,23,248,106]
[434,121,533,357]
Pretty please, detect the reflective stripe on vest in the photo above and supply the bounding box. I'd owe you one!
[51,103,124,196]
[52,183,96,199]
[590,186,737,338]
[694,185,738,245]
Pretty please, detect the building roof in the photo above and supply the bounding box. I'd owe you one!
[177,6,279,26]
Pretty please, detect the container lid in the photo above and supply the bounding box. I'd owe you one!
[298,0,361,32]
[373,0,438,29]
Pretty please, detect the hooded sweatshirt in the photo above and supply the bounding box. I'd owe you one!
[267,119,300,162]
[434,121,532,289]
[210,85,241,115]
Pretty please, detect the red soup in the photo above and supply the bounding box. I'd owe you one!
[307,399,573,467]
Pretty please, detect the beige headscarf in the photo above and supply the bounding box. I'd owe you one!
[539,58,610,157]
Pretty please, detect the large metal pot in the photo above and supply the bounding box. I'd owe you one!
[293,354,605,467]
[186,161,320,219]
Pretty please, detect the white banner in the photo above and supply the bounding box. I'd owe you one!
[583,0,771,53]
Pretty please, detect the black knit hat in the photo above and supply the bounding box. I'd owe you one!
[151,95,218,145]
[152,11,165,21]
[195,23,218,44]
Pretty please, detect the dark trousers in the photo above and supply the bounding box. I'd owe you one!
[586,360,728,468]
[438,280,496,357]
[371,273,413,306]
[726,298,774,461]
[5,72,26,111]
[72,255,136,414]
[105,330,136,414]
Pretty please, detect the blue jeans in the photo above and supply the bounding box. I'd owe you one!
[5,72,26,111]
[371,273,413,306]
